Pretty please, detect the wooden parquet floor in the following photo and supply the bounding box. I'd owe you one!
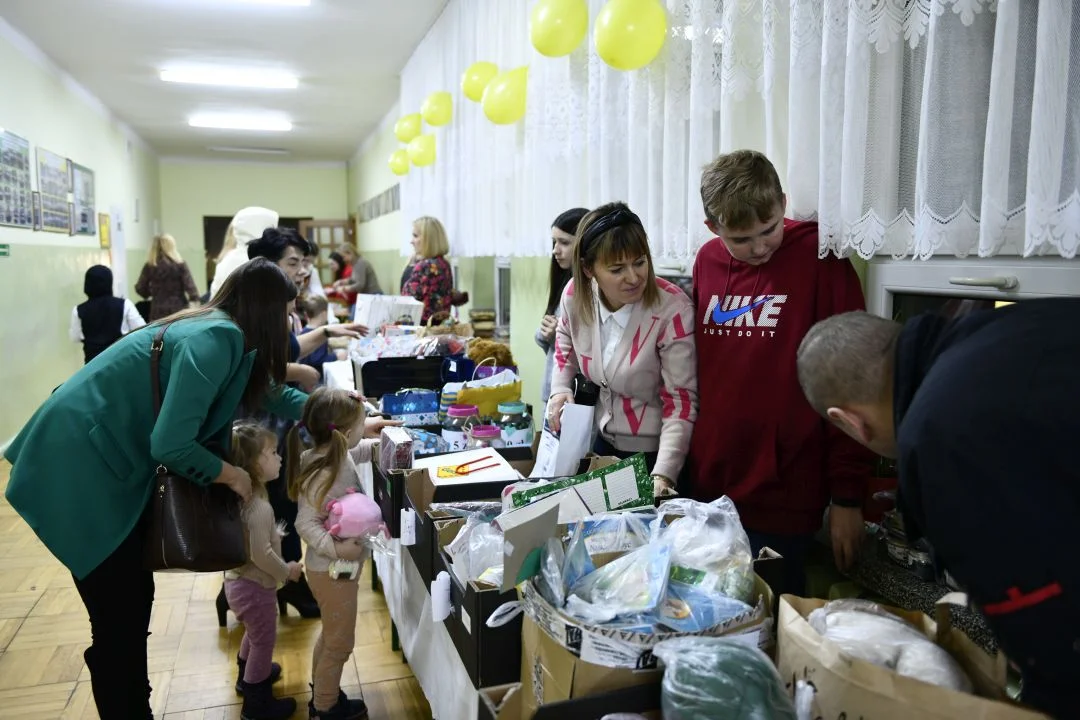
[0,461,432,719]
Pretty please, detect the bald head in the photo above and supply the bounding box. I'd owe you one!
[797,311,901,415]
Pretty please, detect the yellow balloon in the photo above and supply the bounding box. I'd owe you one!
[594,0,668,71]
[530,0,589,57]
[481,66,528,125]
[407,134,436,167]
[394,113,422,143]
[461,61,499,103]
[388,149,410,176]
[421,91,453,127]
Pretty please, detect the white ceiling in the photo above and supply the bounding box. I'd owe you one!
[1,0,449,162]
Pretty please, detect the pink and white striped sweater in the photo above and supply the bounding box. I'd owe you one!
[550,277,699,481]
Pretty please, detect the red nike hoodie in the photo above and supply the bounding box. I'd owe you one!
[688,220,873,535]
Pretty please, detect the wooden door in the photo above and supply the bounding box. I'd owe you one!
[298,219,354,285]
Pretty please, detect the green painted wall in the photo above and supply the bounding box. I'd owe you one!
[510,257,552,411]
[0,30,161,444]
[159,160,350,291]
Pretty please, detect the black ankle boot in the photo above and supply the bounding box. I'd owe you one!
[240,677,296,720]
[235,655,282,695]
[307,685,367,720]
[277,573,320,618]
[216,586,230,628]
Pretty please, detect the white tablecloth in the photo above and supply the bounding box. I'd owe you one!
[361,463,479,720]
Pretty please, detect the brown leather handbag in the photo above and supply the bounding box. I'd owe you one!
[143,322,247,572]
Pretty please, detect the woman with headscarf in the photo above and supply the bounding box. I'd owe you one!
[210,206,280,299]
[69,265,146,364]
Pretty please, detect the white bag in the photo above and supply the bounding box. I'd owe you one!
[530,403,594,478]
[353,295,424,336]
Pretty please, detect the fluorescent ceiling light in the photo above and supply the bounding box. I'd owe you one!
[162,68,298,89]
[189,114,293,132]
[208,146,290,155]
[228,0,311,6]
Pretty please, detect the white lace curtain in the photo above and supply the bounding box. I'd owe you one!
[399,0,1079,260]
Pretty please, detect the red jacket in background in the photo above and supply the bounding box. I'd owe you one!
[688,220,874,535]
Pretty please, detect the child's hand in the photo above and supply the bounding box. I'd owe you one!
[335,538,367,561]
[287,561,303,583]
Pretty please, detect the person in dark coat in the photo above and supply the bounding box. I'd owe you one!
[795,299,1080,719]
[69,265,146,364]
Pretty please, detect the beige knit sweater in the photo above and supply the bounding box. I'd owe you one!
[224,496,291,589]
[295,439,377,573]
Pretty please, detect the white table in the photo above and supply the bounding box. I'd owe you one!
[361,464,480,720]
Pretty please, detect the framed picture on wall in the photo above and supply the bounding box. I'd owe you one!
[70,162,96,235]
[31,191,42,231]
[0,130,32,229]
[98,212,111,249]
[37,148,71,233]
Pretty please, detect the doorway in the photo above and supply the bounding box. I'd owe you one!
[298,219,355,285]
[202,215,311,293]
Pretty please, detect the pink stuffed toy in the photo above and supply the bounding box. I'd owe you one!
[324,489,386,539]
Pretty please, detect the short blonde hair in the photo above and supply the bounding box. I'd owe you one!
[149,233,183,266]
[414,216,449,259]
[700,150,785,230]
[571,202,660,326]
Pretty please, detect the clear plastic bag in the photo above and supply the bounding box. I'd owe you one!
[653,636,797,720]
[578,511,652,557]
[429,501,504,522]
[562,520,595,592]
[657,496,755,603]
[649,580,754,634]
[807,599,973,693]
[567,542,671,623]
[536,537,567,608]
[446,516,505,585]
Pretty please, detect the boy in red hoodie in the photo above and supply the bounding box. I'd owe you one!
[687,150,872,597]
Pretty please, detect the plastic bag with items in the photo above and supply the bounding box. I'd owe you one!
[445,515,505,586]
[807,599,973,693]
[656,496,755,604]
[566,542,671,624]
[653,636,798,720]
[648,580,754,634]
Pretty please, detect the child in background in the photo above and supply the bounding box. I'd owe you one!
[224,422,302,720]
[70,265,146,364]
[299,295,342,378]
[288,388,375,720]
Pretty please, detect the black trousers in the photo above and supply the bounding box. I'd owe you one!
[268,416,301,563]
[73,520,155,720]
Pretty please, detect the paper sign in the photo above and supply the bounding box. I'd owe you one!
[400,508,417,546]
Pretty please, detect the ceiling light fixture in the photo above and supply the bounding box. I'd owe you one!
[189,113,293,132]
[161,68,299,90]
[228,0,311,6]
[208,146,291,155]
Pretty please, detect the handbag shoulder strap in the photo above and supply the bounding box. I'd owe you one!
[150,322,175,419]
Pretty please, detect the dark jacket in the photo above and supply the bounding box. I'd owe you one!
[77,265,125,364]
[894,298,1080,718]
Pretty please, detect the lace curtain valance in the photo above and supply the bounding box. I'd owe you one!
[399,0,1079,260]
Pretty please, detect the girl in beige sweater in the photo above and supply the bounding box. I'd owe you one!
[224,422,301,720]
[288,388,375,720]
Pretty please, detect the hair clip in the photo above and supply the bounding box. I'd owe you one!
[328,423,337,431]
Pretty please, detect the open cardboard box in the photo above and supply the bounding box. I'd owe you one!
[518,573,775,718]
[478,681,662,720]
[436,518,524,689]
[777,594,1048,719]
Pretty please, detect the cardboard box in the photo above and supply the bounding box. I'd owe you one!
[776,594,1047,720]
[407,508,455,586]
[518,574,775,717]
[437,518,523,688]
[374,445,532,538]
[478,681,661,720]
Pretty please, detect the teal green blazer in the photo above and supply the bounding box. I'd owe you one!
[3,311,307,579]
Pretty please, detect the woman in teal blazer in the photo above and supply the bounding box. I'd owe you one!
[4,258,307,720]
